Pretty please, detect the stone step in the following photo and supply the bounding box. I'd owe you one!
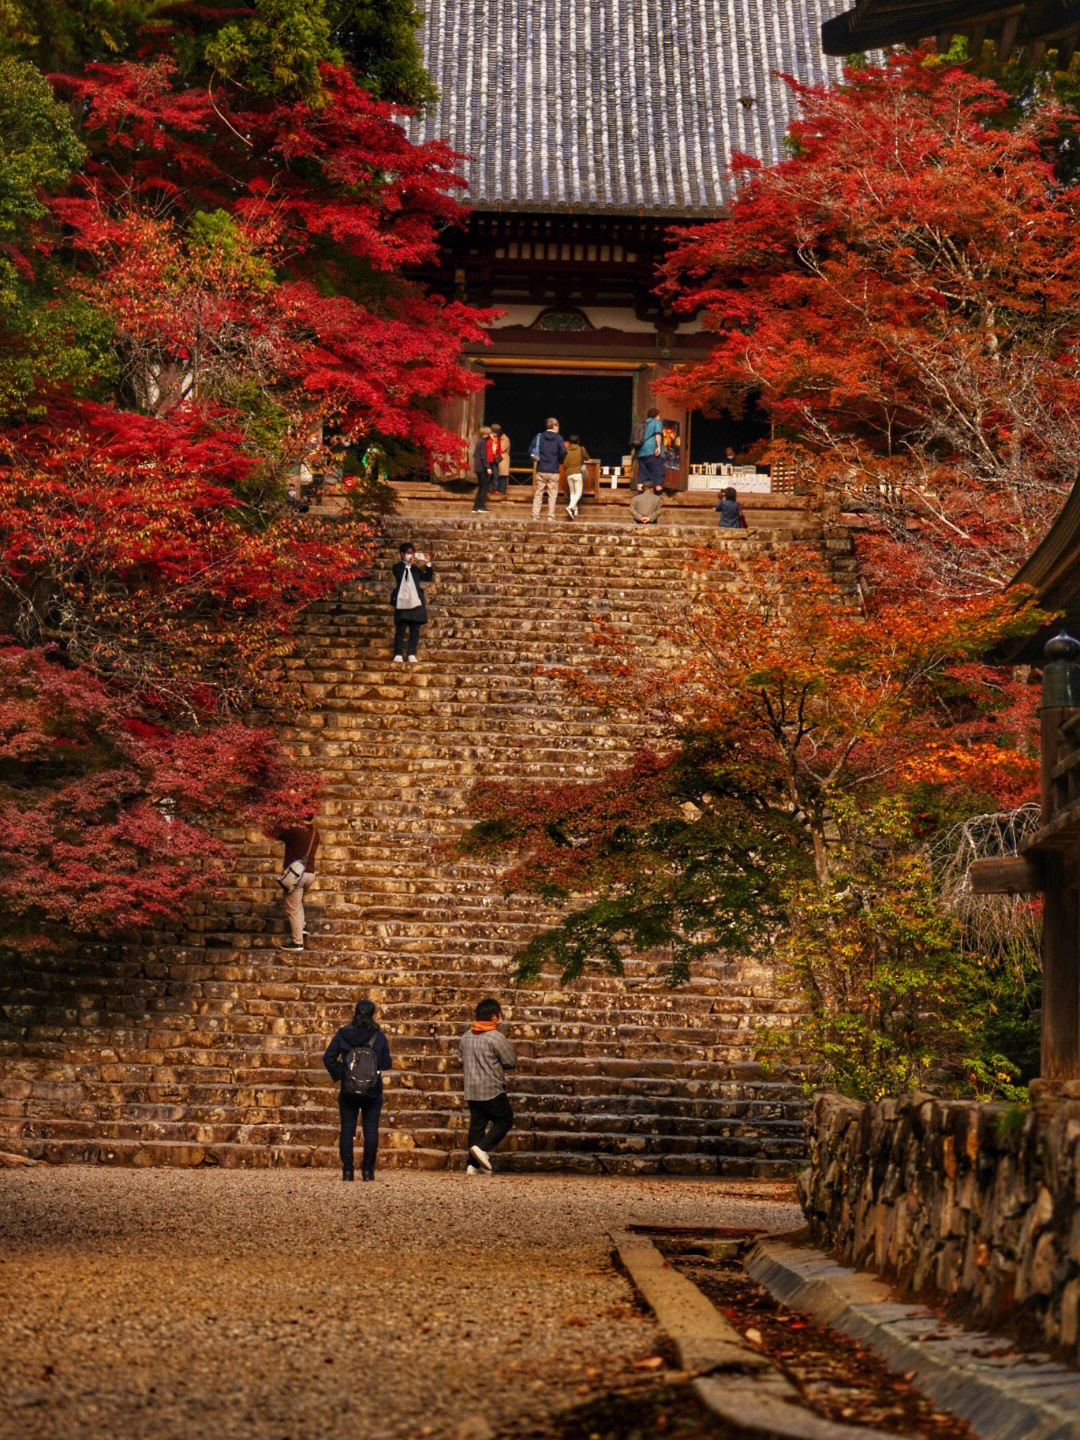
[0,513,840,1171]
[11,1125,805,1161]
[5,1134,802,1178]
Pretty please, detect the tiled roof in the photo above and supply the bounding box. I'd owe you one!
[405,0,846,215]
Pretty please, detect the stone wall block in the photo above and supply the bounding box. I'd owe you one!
[803,1092,1080,1361]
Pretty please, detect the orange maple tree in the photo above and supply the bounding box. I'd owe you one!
[462,547,1041,1096]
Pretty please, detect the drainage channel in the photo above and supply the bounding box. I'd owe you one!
[653,1230,973,1438]
[519,1227,976,1440]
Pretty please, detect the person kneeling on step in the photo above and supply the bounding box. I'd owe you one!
[390,540,434,663]
[323,998,392,1181]
[459,997,516,1174]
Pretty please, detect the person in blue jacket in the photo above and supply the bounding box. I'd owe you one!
[323,999,393,1182]
[530,418,568,521]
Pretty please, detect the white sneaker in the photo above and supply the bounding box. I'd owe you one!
[407,655,418,664]
[466,1164,480,1175]
[469,1144,493,1173]
[392,655,404,663]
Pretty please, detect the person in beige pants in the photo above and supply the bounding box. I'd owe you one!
[280,812,320,950]
[531,418,567,521]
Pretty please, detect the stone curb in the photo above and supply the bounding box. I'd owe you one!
[610,1229,899,1440]
[745,1236,1080,1440]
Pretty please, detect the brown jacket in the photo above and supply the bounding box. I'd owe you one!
[564,442,590,475]
[630,489,664,524]
[282,823,320,875]
[495,433,511,477]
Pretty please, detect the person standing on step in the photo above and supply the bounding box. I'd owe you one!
[279,807,320,951]
[323,998,393,1182]
[472,426,493,513]
[636,407,665,492]
[563,434,591,520]
[390,540,434,663]
[530,417,567,522]
[490,423,510,499]
[460,997,516,1174]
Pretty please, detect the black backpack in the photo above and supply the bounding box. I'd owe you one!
[629,420,646,448]
[342,1040,380,1095]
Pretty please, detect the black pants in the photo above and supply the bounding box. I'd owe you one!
[467,1093,514,1155]
[393,611,424,658]
[339,1091,382,1171]
[491,464,506,495]
[472,467,490,511]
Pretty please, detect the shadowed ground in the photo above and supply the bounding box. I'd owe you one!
[0,1170,799,1440]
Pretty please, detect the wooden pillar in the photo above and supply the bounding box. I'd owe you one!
[998,12,1020,60]
[1039,634,1080,1080]
[1042,853,1080,1080]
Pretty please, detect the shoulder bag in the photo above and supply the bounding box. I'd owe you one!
[276,827,317,895]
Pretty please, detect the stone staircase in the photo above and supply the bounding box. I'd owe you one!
[0,512,824,1175]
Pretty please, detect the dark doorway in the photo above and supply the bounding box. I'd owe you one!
[690,395,771,466]
[484,371,634,471]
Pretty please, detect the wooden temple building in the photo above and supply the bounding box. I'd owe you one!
[823,0,1080,64]
[405,0,845,485]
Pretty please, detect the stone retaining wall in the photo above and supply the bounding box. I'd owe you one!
[799,1092,1080,1362]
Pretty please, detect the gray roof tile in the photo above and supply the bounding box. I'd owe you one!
[406,0,845,214]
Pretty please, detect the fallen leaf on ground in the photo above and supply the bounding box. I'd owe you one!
[744,1328,763,1345]
[633,1356,664,1370]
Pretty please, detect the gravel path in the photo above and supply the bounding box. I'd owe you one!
[0,1169,800,1440]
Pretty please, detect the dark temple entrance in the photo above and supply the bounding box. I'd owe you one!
[483,371,634,471]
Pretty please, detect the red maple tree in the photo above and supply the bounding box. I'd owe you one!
[659,50,1080,594]
[0,644,317,951]
[0,17,488,949]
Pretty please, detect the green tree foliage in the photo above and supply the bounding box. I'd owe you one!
[0,0,162,67]
[0,56,84,291]
[205,0,341,104]
[204,0,436,107]
[2,0,435,107]
[329,0,437,106]
[0,55,115,414]
[762,798,1033,1101]
[462,745,807,986]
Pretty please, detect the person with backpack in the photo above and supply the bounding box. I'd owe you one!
[460,997,517,1174]
[323,998,393,1182]
[529,417,567,522]
[635,408,665,491]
